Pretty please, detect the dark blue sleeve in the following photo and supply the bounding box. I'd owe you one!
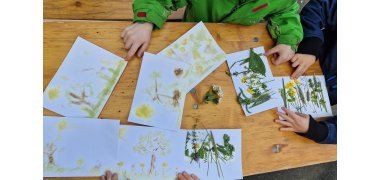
[318,117,337,144]
[297,0,337,57]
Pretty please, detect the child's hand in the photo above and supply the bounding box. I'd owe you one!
[177,171,199,180]
[275,107,310,133]
[265,44,295,65]
[290,53,316,79]
[121,22,154,60]
[100,170,118,180]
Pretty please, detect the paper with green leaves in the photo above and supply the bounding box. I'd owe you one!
[183,129,242,180]
[115,125,186,180]
[227,47,282,116]
[43,36,127,118]
[158,21,227,92]
[276,75,333,118]
[43,116,120,177]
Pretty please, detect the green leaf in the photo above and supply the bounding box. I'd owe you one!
[198,147,205,159]
[248,48,266,75]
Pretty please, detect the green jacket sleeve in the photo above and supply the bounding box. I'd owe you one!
[266,1,303,51]
[132,0,187,29]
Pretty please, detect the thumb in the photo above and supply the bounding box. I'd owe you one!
[265,45,280,56]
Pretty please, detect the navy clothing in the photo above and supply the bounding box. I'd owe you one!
[297,0,337,144]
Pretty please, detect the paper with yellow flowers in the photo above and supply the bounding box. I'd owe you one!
[227,47,282,116]
[128,52,189,130]
[43,116,120,177]
[276,75,333,118]
[183,129,243,180]
[158,21,227,92]
[115,125,186,180]
[43,36,127,118]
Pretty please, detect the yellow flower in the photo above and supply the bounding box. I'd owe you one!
[285,81,295,89]
[117,161,124,167]
[294,79,300,85]
[247,87,254,95]
[166,48,174,57]
[289,88,297,97]
[195,65,204,73]
[181,38,188,45]
[58,119,68,131]
[76,159,84,166]
[47,88,60,100]
[140,163,145,168]
[241,77,247,83]
[162,162,167,167]
[194,144,200,149]
[135,104,154,120]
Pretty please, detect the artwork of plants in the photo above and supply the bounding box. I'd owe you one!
[116,125,185,180]
[227,47,282,116]
[183,129,243,179]
[277,75,333,118]
[43,116,120,177]
[185,130,234,177]
[128,52,189,130]
[158,21,227,92]
[43,37,127,118]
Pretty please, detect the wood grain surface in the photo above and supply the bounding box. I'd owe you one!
[43,20,336,179]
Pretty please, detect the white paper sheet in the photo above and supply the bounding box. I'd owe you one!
[182,129,243,180]
[275,75,333,118]
[115,125,187,180]
[227,47,282,116]
[158,22,227,92]
[43,36,127,118]
[128,52,189,130]
[43,116,120,177]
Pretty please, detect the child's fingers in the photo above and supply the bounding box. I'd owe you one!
[281,107,298,119]
[265,45,280,56]
[121,24,134,38]
[290,54,298,62]
[126,43,142,60]
[124,40,133,50]
[276,111,294,123]
[275,119,293,127]
[191,174,199,180]
[291,59,300,67]
[137,43,148,58]
[181,171,192,179]
[291,65,305,79]
[111,173,118,180]
[279,127,295,132]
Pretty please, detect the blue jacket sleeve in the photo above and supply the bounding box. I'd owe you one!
[297,0,337,57]
[298,116,337,144]
[319,117,337,144]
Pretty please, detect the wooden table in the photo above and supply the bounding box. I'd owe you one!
[44,20,336,179]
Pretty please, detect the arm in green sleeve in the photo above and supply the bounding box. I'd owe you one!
[132,0,187,29]
[266,1,303,51]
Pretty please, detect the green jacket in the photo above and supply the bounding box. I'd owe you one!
[133,0,303,51]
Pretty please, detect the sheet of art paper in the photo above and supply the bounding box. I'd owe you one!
[183,129,243,180]
[43,116,120,177]
[227,47,282,116]
[158,21,227,92]
[43,36,127,118]
[276,75,333,118]
[115,125,186,180]
[128,52,189,130]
